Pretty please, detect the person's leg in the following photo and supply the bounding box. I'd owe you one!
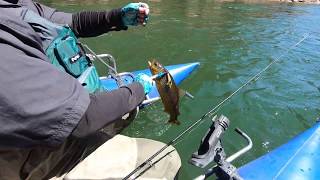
[102,108,138,137]
[63,135,181,180]
[0,119,133,180]
[134,138,181,179]
[0,149,31,180]
[24,132,111,180]
[26,110,137,180]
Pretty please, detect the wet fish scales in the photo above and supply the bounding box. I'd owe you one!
[148,60,181,125]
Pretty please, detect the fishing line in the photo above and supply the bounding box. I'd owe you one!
[132,149,176,179]
[172,109,220,147]
[123,33,310,179]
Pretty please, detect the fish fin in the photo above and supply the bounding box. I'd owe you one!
[178,89,186,97]
[179,89,194,99]
[166,74,173,88]
[168,119,181,125]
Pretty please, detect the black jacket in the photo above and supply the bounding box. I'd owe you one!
[0,0,145,149]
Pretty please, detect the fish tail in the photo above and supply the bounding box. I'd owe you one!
[168,119,181,125]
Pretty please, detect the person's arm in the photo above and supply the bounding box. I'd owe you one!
[33,2,149,37]
[71,83,145,138]
[71,10,127,37]
[32,1,126,36]
[0,25,144,148]
[0,37,89,149]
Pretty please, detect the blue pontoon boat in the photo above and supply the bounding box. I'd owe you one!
[86,51,199,106]
[193,115,320,180]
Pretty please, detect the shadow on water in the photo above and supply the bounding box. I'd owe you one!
[42,0,320,179]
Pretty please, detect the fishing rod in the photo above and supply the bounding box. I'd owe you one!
[123,33,310,179]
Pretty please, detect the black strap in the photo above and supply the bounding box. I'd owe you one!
[53,47,79,77]
[77,42,92,66]
[0,0,21,8]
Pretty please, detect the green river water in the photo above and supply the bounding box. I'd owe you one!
[42,0,320,179]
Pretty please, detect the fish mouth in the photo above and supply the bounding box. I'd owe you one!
[148,61,152,67]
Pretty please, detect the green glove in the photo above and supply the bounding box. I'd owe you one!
[134,73,153,94]
[121,2,149,26]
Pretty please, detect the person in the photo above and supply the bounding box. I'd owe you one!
[0,0,181,179]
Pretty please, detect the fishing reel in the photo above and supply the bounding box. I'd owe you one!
[190,115,252,180]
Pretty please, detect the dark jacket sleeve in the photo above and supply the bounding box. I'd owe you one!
[71,9,128,37]
[33,1,127,37]
[72,83,145,138]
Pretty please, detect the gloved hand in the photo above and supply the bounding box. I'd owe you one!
[134,73,153,94]
[121,2,149,26]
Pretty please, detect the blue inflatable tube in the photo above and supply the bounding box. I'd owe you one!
[99,62,200,104]
[238,122,320,180]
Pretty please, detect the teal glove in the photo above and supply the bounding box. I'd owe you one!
[134,73,153,94]
[121,2,149,26]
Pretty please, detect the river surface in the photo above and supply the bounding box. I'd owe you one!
[42,0,320,179]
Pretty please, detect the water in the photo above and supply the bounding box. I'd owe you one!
[42,0,320,179]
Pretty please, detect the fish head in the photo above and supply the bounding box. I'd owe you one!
[148,60,165,75]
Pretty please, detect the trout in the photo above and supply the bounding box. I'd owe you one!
[148,60,181,125]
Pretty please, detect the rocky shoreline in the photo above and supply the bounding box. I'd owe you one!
[282,0,319,3]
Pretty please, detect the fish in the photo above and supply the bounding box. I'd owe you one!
[148,60,182,125]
